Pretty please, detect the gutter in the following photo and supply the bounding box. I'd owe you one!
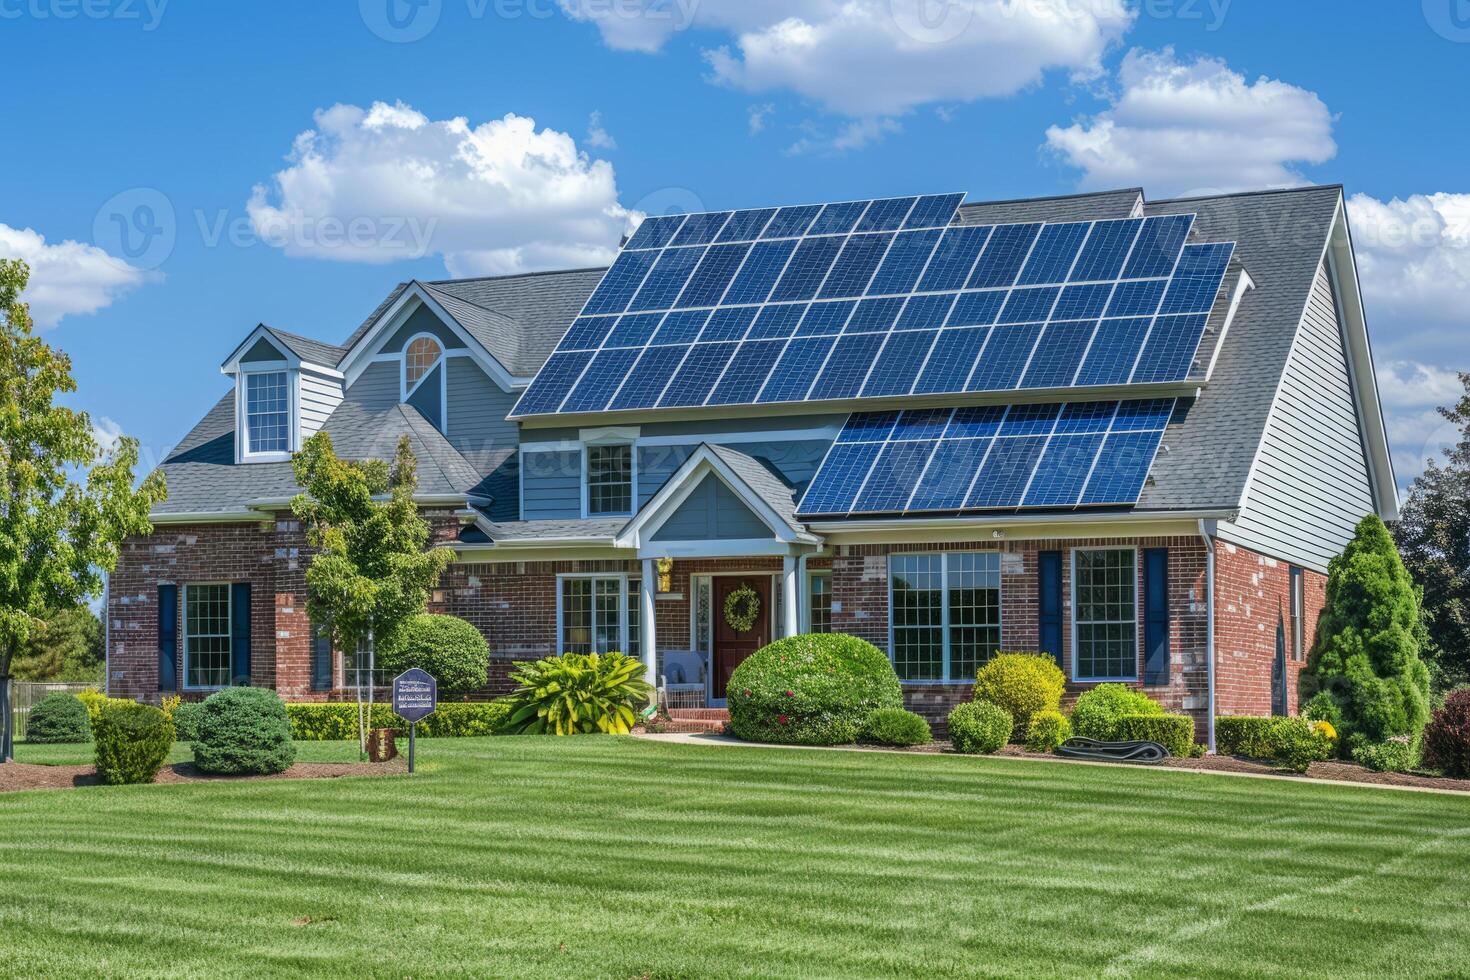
[1199,518,1218,754]
[805,509,1237,533]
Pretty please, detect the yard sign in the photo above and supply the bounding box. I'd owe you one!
[392,668,437,773]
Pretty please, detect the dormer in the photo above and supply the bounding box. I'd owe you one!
[220,325,346,464]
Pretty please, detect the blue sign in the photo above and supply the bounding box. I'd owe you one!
[392,668,437,723]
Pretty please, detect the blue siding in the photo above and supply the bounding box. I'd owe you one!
[637,439,829,508]
[446,358,518,455]
[405,361,443,429]
[522,449,581,519]
[344,360,399,410]
[381,305,467,353]
[652,475,771,541]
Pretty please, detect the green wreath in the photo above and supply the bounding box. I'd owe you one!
[723,584,761,633]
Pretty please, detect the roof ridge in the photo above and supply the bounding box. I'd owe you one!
[425,266,609,287]
[959,187,1143,209]
[1148,184,1344,205]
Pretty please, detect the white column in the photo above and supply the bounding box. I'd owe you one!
[640,558,657,689]
[796,554,810,633]
[782,555,799,638]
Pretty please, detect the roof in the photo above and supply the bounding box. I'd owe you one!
[703,444,807,538]
[260,326,348,368]
[955,188,1143,225]
[473,516,628,543]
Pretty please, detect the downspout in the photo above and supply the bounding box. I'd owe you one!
[1198,519,1217,754]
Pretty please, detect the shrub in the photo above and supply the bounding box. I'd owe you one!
[171,702,204,742]
[1422,689,1470,777]
[508,652,653,735]
[972,653,1065,740]
[93,703,174,785]
[1216,716,1277,757]
[728,634,902,746]
[948,700,1011,754]
[1114,714,1195,757]
[24,693,91,744]
[860,708,932,747]
[1266,717,1334,773]
[1024,710,1072,752]
[1300,515,1431,749]
[1070,684,1163,740]
[1353,735,1420,773]
[76,689,134,727]
[284,700,516,740]
[377,614,490,698]
[193,688,296,775]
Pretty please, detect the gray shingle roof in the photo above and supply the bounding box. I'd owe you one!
[475,516,627,542]
[427,269,605,376]
[261,326,348,368]
[956,188,1143,226]
[704,443,808,538]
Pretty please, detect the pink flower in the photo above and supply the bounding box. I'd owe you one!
[777,714,789,725]
[783,690,794,697]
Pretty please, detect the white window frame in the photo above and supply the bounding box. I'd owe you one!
[886,552,1003,684]
[237,366,297,461]
[182,582,232,691]
[397,331,450,432]
[1070,546,1141,683]
[804,569,832,634]
[555,572,637,655]
[581,441,637,518]
[1290,566,1305,662]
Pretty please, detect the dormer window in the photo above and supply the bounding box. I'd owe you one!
[245,371,290,454]
[405,336,442,389]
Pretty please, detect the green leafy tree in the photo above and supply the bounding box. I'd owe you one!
[12,606,105,683]
[0,259,165,760]
[1392,372,1470,691]
[1301,514,1431,751]
[290,432,452,749]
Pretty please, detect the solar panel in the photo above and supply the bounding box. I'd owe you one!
[796,399,1175,517]
[511,191,1234,419]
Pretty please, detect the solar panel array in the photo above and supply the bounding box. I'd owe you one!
[796,399,1176,517]
[510,196,1234,419]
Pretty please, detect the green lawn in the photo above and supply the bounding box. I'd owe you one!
[2,738,1468,978]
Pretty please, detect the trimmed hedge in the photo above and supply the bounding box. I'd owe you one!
[1353,736,1419,773]
[377,614,491,698]
[1422,689,1470,777]
[76,689,134,727]
[972,653,1065,740]
[1114,713,1194,757]
[170,702,204,742]
[728,634,902,746]
[948,700,1011,755]
[285,700,516,740]
[1216,716,1276,757]
[1217,715,1334,772]
[1070,684,1163,741]
[93,703,174,785]
[1024,710,1071,752]
[25,693,91,744]
[193,688,296,775]
[860,708,932,747]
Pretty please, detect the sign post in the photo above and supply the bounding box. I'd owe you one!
[391,668,437,773]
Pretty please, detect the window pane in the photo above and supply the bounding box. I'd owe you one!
[185,584,232,688]
[561,579,592,654]
[595,578,621,652]
[809,572,832,634]
[405,336,443,386]
[246,372,289,453]
[1075,549,1137,679]
[947,553,1000,680]
[587,445,633,514]
[628,579,641,653]
[694,577,711,654]
[891,554,943,680]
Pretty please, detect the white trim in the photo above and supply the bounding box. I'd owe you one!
[400,331,446,400]
[1203,267,1254,381]
[886,551,1003,683]
[555,571,639,656]
[520,439,583,454]
[652,538,798,558]
[581,425,640,443]
[181,582,233,692]
[236,367,296,463]
[582,442,637,519]
[802,566,831,634]
[1069,545,1141,683]
[634,425,841,448]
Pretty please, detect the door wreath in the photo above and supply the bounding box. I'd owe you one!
[723,584,761,633]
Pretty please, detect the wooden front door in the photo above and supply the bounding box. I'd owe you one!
[713,576,772,700]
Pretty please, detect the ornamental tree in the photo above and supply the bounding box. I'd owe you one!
[1301,514,1431,751]
[0,259,166,760]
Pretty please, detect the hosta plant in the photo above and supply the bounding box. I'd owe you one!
[507,652,653,735]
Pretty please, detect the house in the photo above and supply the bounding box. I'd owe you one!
[105,185,1395,745]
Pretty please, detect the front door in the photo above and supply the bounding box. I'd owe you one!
[713,576,772,701]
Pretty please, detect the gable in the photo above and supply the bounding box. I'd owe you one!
[652,474,771,542]
[381,304,467,355]
[240,337,287,363]
[405,361,444,430]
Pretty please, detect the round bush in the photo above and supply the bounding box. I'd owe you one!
[973,653,1065,740]
[1070,684,1163,741]
[1422,689,1470,777]
[170,702,204,742]
[1024,709,1072,752]
[25,693,91,744]
[860,708,932,747]
[948,700,1011,754]
[378,614,490,698]
[728,633,902,745]
[193,687,296,775]
[93,703,174,785]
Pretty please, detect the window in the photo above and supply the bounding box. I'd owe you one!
[245,371,290,454]
[586,444,633,515]
[1073,549,1138,681]
[1290,566,1305,661]
[809,571,832,634]
[184,584,231,689]
[405,335,442,388]
[889,553,1001,681]
[559,575,636,654]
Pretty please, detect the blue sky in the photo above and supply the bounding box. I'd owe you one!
[3,1,1467,490]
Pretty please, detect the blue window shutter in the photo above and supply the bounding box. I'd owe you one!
[231,583,252,685]
[311,623,333,691]
[1143,548,1170,685]
[1038,551,1062,667]
[157,584,178,691]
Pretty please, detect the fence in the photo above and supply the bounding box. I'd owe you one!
[10,681,95,739]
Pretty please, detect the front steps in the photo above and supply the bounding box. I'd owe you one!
[661,708,730,733]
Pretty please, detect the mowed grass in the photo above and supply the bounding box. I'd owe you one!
[2,738,1469,978]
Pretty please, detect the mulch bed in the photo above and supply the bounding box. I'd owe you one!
[0,758,405,792]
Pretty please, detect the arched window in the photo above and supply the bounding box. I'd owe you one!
[405,335,442,388]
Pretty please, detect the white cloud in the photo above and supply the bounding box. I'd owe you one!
[1347,192,1470,347]
[562,0,1133,118]
[787,116,902,155]
[747,103,775,135]
[1374,361,1466,487]
[90,416,125,454]
[0,224,150,328]
[246,101,635,277]
[1045,48,1336,195]
[585,111,618,149]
